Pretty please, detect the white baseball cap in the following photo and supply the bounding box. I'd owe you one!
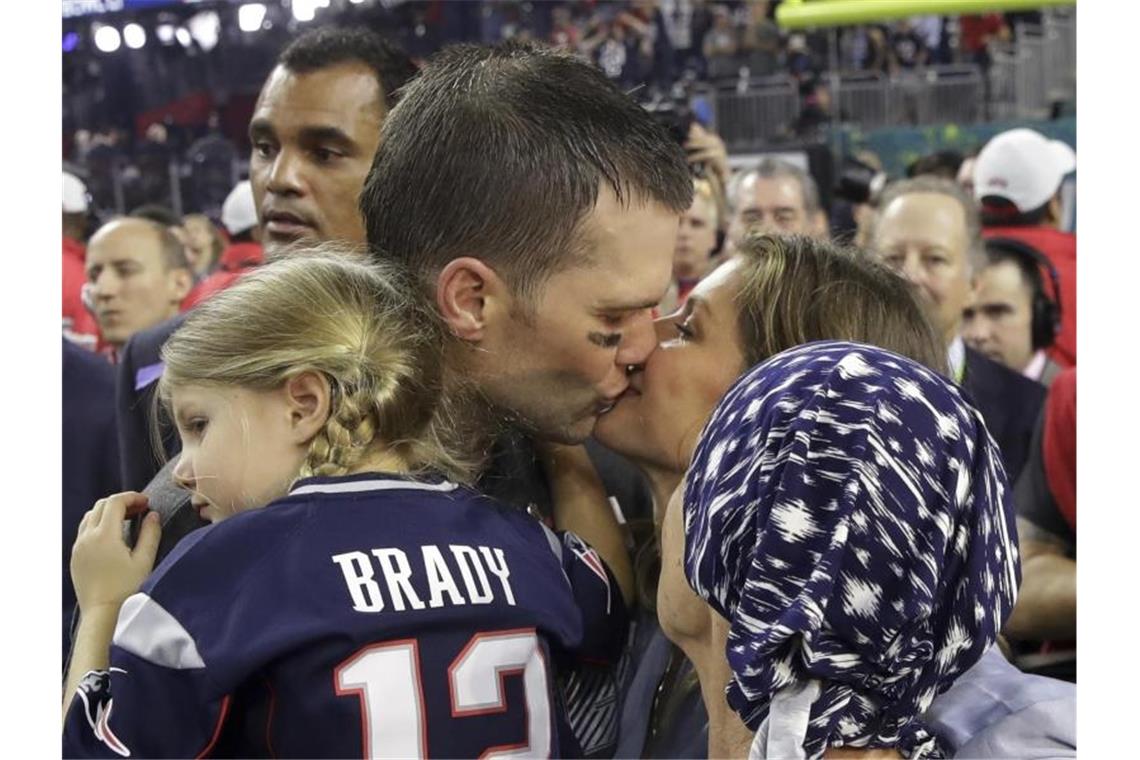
[221,180,258,235]
[973,128,1076,212]
[63,172,89,214]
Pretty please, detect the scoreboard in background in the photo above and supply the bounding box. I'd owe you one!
[63,0,222,19]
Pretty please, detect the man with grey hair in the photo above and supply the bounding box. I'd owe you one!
[870,175,1044,482]
[725,156,828,252]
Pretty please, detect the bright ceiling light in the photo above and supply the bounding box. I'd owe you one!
[156,24,175,44]
[123,23,146,49]
[238,4,267,33]
[175,27,192,48]
[292,0,330,23]
[93,24,121,53]
[188,11,220,51]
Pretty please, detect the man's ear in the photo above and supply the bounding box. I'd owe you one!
[169,268,194,301]
[436,257,510,342]
[282,371,332,445]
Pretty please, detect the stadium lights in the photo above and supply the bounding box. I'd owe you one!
[93,24,121,53]
[63,31,81,53]
[188,11,220,51]
[175,26,193,48]
[156,23,175,44]
[238,4,267,32]
[292,0,330,23]
[123,23,147,49]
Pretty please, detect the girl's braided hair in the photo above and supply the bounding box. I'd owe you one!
[158,244,473,484]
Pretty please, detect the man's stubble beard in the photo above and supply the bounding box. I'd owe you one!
[436,339,597,476]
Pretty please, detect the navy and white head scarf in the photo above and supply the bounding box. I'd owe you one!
[683,341,1020,759]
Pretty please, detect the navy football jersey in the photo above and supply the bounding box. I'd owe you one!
[63,473,627,758]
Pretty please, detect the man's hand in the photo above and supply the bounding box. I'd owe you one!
[71,492,162,616]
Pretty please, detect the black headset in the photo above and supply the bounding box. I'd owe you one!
[983,237,1062,351]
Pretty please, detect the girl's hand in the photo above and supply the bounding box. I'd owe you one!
[70,492,162,616]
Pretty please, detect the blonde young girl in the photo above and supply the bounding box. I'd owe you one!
[63,251,627,758]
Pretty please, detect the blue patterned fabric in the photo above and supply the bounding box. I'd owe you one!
[683,341,1020,759]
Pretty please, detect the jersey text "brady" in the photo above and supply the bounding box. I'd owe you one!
[331,545,516,613]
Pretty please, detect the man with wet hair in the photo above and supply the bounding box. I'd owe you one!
[361,41,693,446]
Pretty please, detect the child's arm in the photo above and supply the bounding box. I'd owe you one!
[63,492,160,725]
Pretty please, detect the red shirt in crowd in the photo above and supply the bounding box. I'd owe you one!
[63,236,100,349]
[983,225,1076,368]
[182,241,265,311]
[959,14,1005,54]
[1042,368,1076,534]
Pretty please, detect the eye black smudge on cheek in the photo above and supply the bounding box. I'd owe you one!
[587,331,622,348]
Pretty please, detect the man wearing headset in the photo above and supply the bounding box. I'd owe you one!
[963,237,1064,387]
[973,127,1076,368]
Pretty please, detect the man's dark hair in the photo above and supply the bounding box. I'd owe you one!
[277,27,418,112]
[359,41,693,302]
[979,195,1051,227]
[982,239,1047,298]
[907,149,964,180]
[130,204,182,229]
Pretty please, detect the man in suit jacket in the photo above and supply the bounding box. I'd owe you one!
[870,175,1044,482]
[62,340,120,661]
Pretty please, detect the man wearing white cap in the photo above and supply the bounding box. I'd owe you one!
[974,127,1076,368]
[62,172,100,350]
[182,180,264,310]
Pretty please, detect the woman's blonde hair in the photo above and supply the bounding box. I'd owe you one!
[734,233,947,374]
[157,244,473,484]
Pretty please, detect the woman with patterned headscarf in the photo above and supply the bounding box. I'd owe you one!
[680,340,1018,758]
[597,235,1075,759]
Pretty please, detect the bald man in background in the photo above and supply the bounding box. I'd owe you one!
[84,218,193,354]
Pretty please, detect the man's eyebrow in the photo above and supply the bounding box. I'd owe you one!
[248,118,275,139]
[248,122,356,150]
[296,125,356,148]
[596,297,660,312]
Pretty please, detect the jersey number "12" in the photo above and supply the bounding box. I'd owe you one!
[335,628,551,759]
